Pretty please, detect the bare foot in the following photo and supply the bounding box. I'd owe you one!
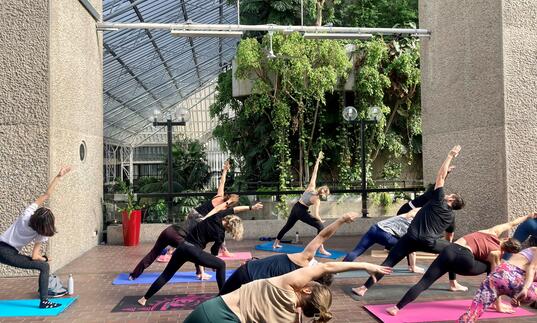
[128,275,135,281]
[351,286,367,297]
[319,248,332,256]
[449,281,468,292]
[273,243,282,249]
[409,266,425,274]
[386,306,399,316]
[137,297,147,306]
[197,273,212,280]
[220,250,234,258]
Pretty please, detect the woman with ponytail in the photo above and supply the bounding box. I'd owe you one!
[184,261,392,323]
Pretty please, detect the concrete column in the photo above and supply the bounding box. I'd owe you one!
[420,0,537,235]
[0,0,103,276]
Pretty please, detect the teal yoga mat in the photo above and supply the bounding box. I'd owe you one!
[0,297,77,317]
[255,242,346,259]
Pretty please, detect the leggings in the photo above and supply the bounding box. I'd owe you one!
[184,296,240,323]
[397,244,489,309]
[459,262,537,322]
[503,219,537,260]
[0,242,50,300]
[130,225,183,279]
[363,234,455,289]
[343,225,399,262]
[144,241,226,299]
[219,263,251,295]
[276,202,324,240]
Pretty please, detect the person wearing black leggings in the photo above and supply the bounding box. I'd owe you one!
[137,204,263,306]
[273,151,332,256]
[0,166,71,309]
[353,146,465,296]
[386,214,534,316]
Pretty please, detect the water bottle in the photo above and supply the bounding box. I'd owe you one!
[295,231,300,243]
[68,274,74,295]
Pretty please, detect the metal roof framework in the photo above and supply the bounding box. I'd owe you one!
[102,0,238,146]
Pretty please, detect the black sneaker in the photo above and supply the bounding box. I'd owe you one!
[39,299,61,309]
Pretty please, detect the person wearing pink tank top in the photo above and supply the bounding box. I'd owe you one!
[387,213,537,317]
[460,246,537,322]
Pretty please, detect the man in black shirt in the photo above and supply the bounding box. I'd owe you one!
[353,145,465,296]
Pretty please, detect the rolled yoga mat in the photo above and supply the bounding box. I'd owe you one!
[255,242,346,259]
[111,294,214,313]
[364,299,535,323]
[342,283,477,302]
[335,266,428,279]
[0,297,78,317]
[112,269,235,285]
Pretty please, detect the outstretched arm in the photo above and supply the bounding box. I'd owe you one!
[216,160,230,197]
[200,202,263,221]
[306,151,324,191]
[514,250,537,302]
[275,261,392,290]
[489,213,537,237]
[435,146,460,189]
[301,212,358,260]
[35,166,71,206]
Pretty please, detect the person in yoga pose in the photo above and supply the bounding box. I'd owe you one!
[137,203,263,306]
[343,208,425,273]
[386,214,535,316]
[459,246,537,322]
[184,261,392,323]
[153,160,237,280]
[273,151,331,255]
[354,145,465,296]
[0,166,71,309]
[219,212,359,295]
[502,215,537,260]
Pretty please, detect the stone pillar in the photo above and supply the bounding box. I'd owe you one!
[0,0,103,276]
[420,0,537,236]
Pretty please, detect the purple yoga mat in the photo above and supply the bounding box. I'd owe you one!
[112,269,235,285]
[364,299,535,323]
[111,294,214,312]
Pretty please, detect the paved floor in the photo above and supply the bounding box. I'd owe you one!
[0,236,536,322]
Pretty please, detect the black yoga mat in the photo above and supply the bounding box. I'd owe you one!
[111,294,214,313]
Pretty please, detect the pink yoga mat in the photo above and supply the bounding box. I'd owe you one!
[364,299,535,323]
[218,251,252,261]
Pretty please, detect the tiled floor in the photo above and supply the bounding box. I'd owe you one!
[0,236,535,322]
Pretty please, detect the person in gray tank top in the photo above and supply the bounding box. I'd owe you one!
[343,208,425,274]
[273,151,332,255]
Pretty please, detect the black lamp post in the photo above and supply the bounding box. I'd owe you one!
[153,108,190,222]
[342,106,380,218]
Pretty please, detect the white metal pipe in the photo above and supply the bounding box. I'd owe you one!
[97,22,430,35]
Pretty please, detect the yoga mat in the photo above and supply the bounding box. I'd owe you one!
[112,269,235,285]
[0,297,77,317]
[371,249,437,260]
[111,294,214,313]
[218,251,252,261]
[255,242,346,259]
[364,299,535,323]
[342,283,477,302]
[335,266,428,279]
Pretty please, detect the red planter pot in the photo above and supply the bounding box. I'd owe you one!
[122,210,141,246]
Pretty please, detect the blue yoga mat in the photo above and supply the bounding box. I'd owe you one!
[0,297,77,317]
[113,269,236,285]
[255,242,346,259]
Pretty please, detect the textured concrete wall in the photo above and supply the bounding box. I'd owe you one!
[502,1,537,220]
[48,0,103,272]
[0,0,103,276]
[0,0,50,276]
[420,0,537,236]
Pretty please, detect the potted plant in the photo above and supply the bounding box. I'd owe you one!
[120,190,143,246]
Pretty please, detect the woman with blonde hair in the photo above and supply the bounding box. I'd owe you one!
[184,261,392,323]
[273,151,332,255]
[137,203,262,306]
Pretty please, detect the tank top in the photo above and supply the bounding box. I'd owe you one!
[464,231,500,261]
[238,279,297,323]
[519,248,535,262]
[194,199,215,216]
[300,191,316,207]
[246,254,301,280]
